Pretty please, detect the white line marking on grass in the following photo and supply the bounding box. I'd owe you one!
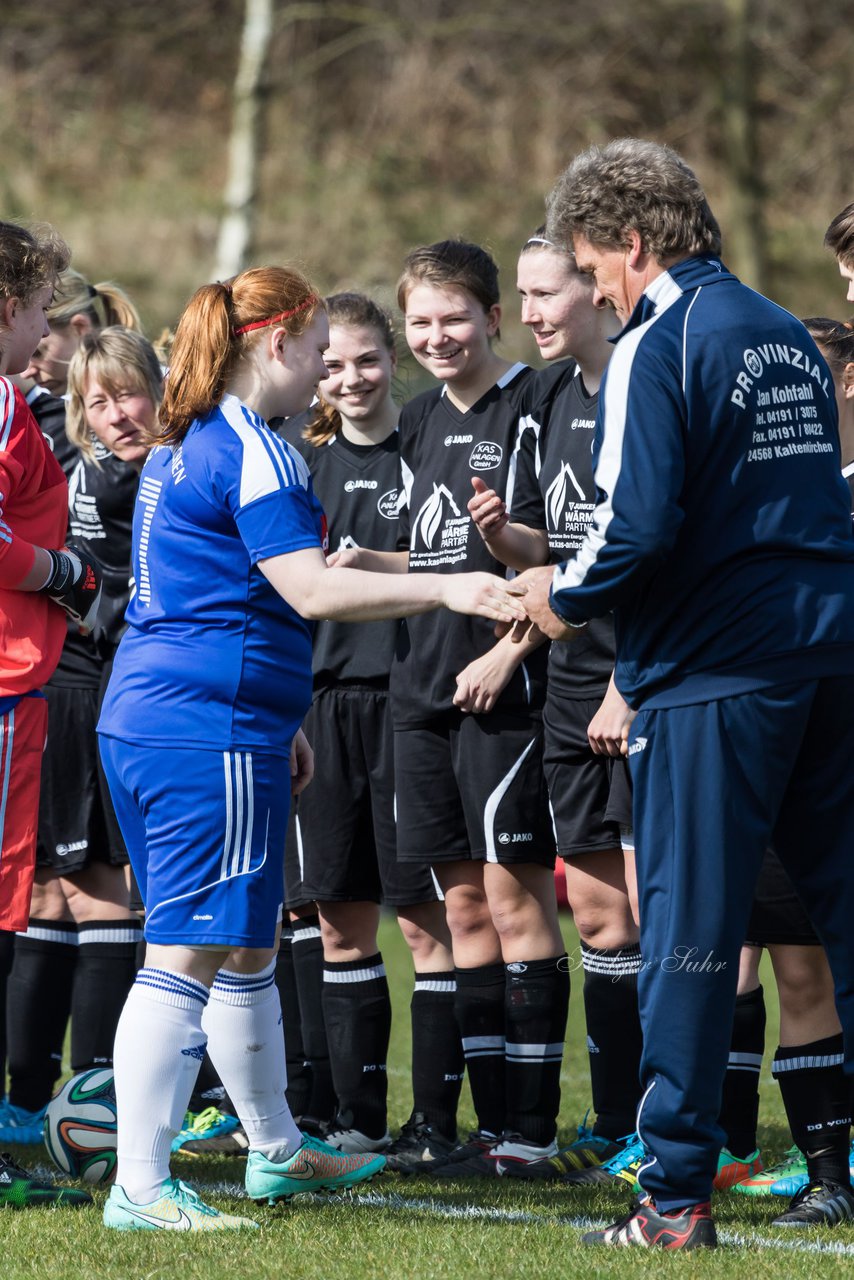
[179,1179,854,1255]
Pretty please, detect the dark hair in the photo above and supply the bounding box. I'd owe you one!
[158,265,322,444]
[546,138,722,261]
[397,239,500,315]
[0,221,70,305]
[304,292,396,447]
[802,316,854,382]
[824,204,854,271]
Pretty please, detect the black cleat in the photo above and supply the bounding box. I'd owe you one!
[582,1198,717,1250]
[385,1113,456,1172]
[0,1152,92,1209]
[772,1179,854,1227]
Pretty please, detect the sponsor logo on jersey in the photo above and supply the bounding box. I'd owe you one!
[628,736,647,756]
[545,462,586,529]
[411,483,462,550]
[444,434,473,446]
[344,478,378,491]
[337,535,360,551]
[171,445,186,485]
[55,839,88,857]
[377,487,402,520]
[469,440,503,471]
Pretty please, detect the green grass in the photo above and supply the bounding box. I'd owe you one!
[4,916,853,1277]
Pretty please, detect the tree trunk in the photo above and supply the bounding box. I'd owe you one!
[213,0,274,280]
[720,0,767,293]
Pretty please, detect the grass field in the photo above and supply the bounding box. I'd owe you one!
[5,914,854,1278]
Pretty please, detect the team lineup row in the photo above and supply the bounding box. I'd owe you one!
[0,139,854,1248]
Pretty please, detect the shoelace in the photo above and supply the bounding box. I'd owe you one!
[173,1179,218,1216]
[604,1134,645,1175]
[189,1107,226,1135]
[766,1146,803,1177]
[0,1153,31,1178]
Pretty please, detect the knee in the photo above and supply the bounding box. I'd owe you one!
[318,905,378,959]
[571,898,637,951]
[28,875,70,923]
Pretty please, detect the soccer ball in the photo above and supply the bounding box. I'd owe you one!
[43,1068,118,1184]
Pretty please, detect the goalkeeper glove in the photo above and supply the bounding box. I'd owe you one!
[42,545,102,634]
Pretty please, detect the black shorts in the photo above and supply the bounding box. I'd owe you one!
[38,679,129,874]
[543,694,633,858]
[745,848,820,946]
[284,688,438,909]
[394,709,555,868]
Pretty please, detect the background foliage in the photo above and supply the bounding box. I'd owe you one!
[3,0,852,352]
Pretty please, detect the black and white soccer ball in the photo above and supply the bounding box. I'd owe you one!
[43,1068,118,1184]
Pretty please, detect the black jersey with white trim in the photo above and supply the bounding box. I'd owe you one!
[512,360,615,698]
[280,419,402,687]
[843,460,854,516]
[391,362,547,725]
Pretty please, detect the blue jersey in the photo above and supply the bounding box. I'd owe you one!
[550,256,854,709]
[99,393,326,756]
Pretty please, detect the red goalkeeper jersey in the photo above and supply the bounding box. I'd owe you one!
[0,377,68,695]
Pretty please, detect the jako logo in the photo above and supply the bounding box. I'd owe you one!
[444,434,473,446]
[498,832,511,845]
[499,831,533,844]
[507,962,528,974]
[469,441,503,471]
[628,736,647,756]
[377,488,402,520]
[345,479,378,491]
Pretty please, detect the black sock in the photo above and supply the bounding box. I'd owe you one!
[71,919,142,1072]
[581,942,644,1140]
[773,1033,851,1185]
[718,985,765,1157]
[291,914,336,1123]
[275,927,311,1118]
[323,952,391,1139]
[7,920,77,1110]
[504,955,569,1146]
[454,962,506,1138]
[0,930,14,1099]
[410,970,464,1142]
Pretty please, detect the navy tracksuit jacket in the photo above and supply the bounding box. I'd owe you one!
[550,256,854,1208]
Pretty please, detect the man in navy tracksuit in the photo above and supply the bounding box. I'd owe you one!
[515,139,854,1249]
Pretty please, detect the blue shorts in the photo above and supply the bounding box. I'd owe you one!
[98,735,290,947]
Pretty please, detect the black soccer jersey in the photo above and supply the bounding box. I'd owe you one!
[27,386,78,478]
[512,359,615,698]
[50,444,139,688]
[843,460,854,516]
[391,363,547,725]
[279,419,403,687]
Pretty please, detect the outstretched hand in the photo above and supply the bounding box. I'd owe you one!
[442,572,529,624]
[504,565,578,642]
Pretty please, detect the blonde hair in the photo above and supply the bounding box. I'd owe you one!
[48,268,143,333]
[66,327,163,461]
[158,266,323,445]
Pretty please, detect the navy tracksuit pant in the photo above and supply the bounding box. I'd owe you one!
[628,675,854,1211]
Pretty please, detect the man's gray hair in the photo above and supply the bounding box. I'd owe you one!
[545,138,722,262]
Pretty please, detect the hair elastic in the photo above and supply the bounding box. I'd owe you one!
[232,295,318,337]
[525,235,556,248]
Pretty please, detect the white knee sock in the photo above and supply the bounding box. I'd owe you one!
[202,959,302,1161]
[112,967,209,1204]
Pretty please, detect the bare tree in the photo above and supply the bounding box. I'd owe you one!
[214,0,275,279]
